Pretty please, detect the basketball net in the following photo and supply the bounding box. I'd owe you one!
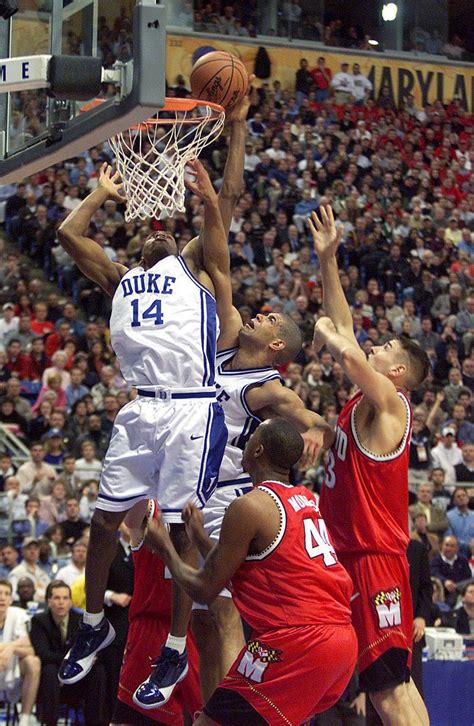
[108,98,225,221]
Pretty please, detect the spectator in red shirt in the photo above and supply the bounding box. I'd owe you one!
[6,340,29,379]
[25,338,50,382]
[44,321,75,359]
[310,56,332,103]
[30,302,54,337]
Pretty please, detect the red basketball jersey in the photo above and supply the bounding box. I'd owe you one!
[320,390,412,556]
[231,481,353,633]
[129,500,172,620]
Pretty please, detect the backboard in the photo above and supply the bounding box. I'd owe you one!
[0,0,167,182]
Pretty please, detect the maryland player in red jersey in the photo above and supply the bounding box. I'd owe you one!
[309,206,431,726]
[111,500,201,726]
[144,418,357,726]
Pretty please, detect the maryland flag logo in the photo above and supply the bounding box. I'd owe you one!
[237,640,283,683]
[247,640,283,663]
[372,587,402,629]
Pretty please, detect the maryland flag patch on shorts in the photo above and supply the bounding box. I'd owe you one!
[236,640,283,683]
[247,640,283,663]
[371,587,402,629]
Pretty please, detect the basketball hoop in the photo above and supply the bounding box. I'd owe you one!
[108,98,225,221]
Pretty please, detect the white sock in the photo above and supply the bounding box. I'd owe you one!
[165,634,186,654]
[83,610,105,627]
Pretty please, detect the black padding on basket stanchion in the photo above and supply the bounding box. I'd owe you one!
[48,55,103,100]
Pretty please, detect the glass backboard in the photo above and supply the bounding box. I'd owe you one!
[0,0,165,182]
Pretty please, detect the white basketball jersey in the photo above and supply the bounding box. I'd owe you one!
[215,348,282,484]
[110,256,218,387]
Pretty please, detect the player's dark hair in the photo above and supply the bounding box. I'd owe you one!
[259,418,304,469]
[275,315,303,365]
[397,336,430,390]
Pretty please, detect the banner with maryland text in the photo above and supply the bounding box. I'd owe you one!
[167,33,474,112]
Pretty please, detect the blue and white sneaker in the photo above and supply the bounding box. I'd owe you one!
[58,618,115,685]
[133,646,188,709]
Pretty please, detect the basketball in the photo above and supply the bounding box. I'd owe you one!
[190,50,248,109]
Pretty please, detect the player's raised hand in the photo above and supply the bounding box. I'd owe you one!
[308,205,341,261]
[184,159,218,204]
[225,73,256,123]
[98,162,126,203]
[182,502,205,546]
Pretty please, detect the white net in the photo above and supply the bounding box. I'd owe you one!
[109,99,225,221]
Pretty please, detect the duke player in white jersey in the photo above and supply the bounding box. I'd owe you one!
[167,94,336,700]
[55,160,229,705]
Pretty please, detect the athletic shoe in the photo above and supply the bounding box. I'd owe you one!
[132,646,188,709]
[58,618,116,685]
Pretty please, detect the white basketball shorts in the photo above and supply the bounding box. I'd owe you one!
[192,476,253,609]
[96,388,227,524]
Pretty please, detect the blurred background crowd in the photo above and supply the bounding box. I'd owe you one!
[1,45,474,616]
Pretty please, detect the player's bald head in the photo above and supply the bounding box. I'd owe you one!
[243,417,304,475]
[141,231,177,269]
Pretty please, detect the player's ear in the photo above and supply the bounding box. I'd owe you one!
[389,362,406,380]
[269,338,285,353]
[254,444,264,459]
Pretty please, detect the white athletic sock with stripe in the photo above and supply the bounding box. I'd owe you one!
[165,634,186,654]
[83,610,105,627]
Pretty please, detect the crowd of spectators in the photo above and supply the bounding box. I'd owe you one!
[190,1,472,59]
[0,43,474,717]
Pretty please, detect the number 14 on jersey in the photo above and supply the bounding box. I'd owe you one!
[130,298,164,327]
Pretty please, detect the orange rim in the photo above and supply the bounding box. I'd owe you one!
[80,96,225,130]
[127,98,225,131]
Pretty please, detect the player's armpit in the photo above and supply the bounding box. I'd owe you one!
[217,305,242,351]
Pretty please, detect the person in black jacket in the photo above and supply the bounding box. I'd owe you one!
[406,539,433,695]
[29,580,107,726]
[444,582,474,634]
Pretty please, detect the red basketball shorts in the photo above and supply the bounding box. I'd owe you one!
[206,623,357,725]
[340,552,413,675]
[118,615,201,725]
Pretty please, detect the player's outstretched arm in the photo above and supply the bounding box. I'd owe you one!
[308,206,357,343]
[146,497,258,605]
[218,77,255,232]
[58,163,128,296]
[247,380,335,463]
[313,317,404,414]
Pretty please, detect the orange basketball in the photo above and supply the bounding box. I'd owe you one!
[190,51,248,109]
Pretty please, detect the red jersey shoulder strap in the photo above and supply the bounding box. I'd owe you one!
[245,482,289,561]
[349,390,412,462]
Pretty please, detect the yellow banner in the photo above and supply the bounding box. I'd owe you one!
[168,34,474,112]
